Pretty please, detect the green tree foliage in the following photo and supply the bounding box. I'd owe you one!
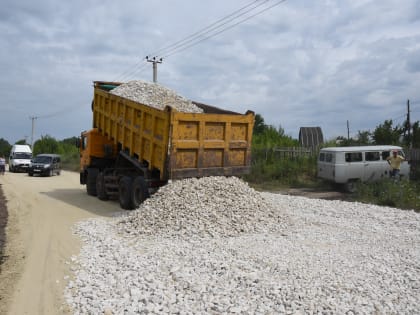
[15,139,27,145]
[0,138,12,157]
[33,135,60,155]
[253,113,266,135]
[412,121,420,148]
[372,120,402,145]
[252,113,297,148]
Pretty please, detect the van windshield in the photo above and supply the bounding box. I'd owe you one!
[13,152,32,159]
[33,156,52,163]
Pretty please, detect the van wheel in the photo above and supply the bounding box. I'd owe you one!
[49,169,53,177]
[86,168,99,196]
[131,176,149,208]
[119,176,134,210]
[345,180,358,193]
[96,172,108,201]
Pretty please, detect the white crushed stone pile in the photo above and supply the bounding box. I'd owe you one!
[64,179,420,314]
[117,176,287,238]
[110,80,203,113]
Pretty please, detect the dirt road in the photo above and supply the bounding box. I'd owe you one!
[0,170,119,315]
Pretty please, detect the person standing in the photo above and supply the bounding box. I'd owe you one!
[386,150,405,179]
[0,155,5,175]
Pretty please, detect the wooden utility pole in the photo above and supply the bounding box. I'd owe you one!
[146,56,163,83]
[30,116,38,148]
[347,120,350,140]
[407,99,412,148]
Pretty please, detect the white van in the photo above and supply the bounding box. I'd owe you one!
[317,145,410,191]
[9,144,33,172]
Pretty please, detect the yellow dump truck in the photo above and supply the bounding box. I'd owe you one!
[79,81,255,209]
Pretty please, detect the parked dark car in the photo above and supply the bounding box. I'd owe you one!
[28,154,61,177]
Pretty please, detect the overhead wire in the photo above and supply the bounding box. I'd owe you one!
[114,58,148,82]
[162,0,288,59]
[149,0,270,58]
[114,0,264,81]
[113,0,287,81]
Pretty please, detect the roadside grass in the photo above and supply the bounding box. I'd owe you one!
[352,179,420,212]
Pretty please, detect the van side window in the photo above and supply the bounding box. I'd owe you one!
[325,153,333,162]
[365,152,380,161]
[381,151,389,160]
[345,152,362,162]
[319,153,325,161]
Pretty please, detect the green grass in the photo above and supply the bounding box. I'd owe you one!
[352,179,420,212]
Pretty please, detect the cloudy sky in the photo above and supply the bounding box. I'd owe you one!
[1,0,420,145]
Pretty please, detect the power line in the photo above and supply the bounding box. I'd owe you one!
[149,0,270,58]
[114,58,149,82]
[163,0,288,59]
[113,0,287,81]
[117,60,149,82]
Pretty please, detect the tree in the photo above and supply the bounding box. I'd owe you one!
[356,130,372,145]
[33,135,60,155]
[0,138,11,157]
[253,113,266,135]
[15,139,27,145]
[412,121,420,148]
[372,120,403,145]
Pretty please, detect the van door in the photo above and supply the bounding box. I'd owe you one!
[363,151,383,182]
[345,152,364,181]
[318,151,335,181]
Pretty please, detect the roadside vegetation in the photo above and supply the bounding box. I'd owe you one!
[354,179,420,211]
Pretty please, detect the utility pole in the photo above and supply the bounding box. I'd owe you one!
[146,56,163,83]
[407,99,412,148]
[347,120,350,140]
[30,116,38,148]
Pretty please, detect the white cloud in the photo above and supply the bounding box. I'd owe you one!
[0,0,419,144]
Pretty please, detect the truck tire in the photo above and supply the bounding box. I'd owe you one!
[131,176,149,208]
[96,172,108,201]
[119,176,134,210]
[86,168,99,196]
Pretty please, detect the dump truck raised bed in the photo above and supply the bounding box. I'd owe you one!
[79,81,255,209]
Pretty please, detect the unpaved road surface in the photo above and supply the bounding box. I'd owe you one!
[0,170,119,315]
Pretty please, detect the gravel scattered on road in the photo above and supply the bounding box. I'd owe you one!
[65,177,420,314]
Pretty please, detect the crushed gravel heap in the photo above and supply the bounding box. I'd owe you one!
[64,180,420,314]
[110,80,203,113]
[117,176,286,238]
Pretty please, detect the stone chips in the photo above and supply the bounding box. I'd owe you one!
[65,177,420,314]
[110,80,203,113]
[117,176,286,238]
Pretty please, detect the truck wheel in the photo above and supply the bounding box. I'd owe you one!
[131,176,149,208]
[96,172,108,201]
[86,168,99,196]
[119,176,134,210]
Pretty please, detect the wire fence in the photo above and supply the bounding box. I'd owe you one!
[252,147,317,163]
